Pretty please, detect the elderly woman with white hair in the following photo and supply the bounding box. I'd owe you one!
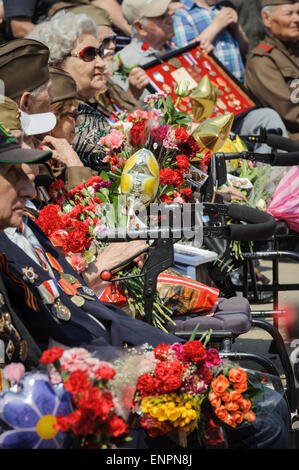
[31,10,114,172]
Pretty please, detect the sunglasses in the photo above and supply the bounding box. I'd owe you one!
[101,34,117,48]
[68,44,105,62]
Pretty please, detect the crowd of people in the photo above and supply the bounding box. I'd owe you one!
[0,0,297,450]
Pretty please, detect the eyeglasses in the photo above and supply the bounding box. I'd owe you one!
[68,44,105,62]
[101,34,117,48]
[61,110,79,120]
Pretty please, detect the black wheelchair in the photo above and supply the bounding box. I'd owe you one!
[97,198,299,448]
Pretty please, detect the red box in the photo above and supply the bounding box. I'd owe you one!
[142,43,257,121]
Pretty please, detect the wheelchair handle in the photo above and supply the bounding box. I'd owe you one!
[240,129,299,153]
[215,151,299,166]
[226,203,276,242]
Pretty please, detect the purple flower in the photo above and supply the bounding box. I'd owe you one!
[94,181,111,191]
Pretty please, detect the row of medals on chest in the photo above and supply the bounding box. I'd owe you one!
[22,256,96,323]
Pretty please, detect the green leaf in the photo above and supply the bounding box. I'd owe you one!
[188,323,201,341]
[100,171,110,181]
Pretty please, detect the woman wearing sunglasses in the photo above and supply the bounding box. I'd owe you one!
[96,20,150,114]
[31,10,113,172]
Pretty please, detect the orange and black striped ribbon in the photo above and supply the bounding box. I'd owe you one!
[0,253,39,311]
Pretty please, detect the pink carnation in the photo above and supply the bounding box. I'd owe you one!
[128,109,149,122]
[98,130,124,151]
[205,348,221,368]
[170,342,185,361]
[4,363,25,383]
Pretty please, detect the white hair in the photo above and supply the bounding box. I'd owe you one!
[27,10,98,65]
[131,17,148,39]
[30,79,51,97]
[261,5,275,16]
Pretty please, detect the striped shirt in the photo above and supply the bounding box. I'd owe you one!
[172,0,245,82]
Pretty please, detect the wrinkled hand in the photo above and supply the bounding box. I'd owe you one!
[41,135,83,168]
[213,7,238,31]
[218,186,248,202]
[194,33,214,55]
[128,67,150,100]
[83,240,148,289]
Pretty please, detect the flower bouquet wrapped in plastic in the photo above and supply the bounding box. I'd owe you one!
[111,332,285,449]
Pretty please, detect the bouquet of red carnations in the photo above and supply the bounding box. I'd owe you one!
[39,346,130,449]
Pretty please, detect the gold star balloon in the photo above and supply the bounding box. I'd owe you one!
[191,112,234,153]
[190,75,217,122]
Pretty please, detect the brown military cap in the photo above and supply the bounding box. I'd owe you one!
[0,96,21,130]
[261,0,297,7]
[0,39,50,99]
[48,2,112,26]
[49,66,78,104]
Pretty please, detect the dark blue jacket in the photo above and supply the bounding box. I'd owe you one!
[0,217,181,361]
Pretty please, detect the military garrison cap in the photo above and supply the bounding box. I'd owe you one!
[49,67,78,104]
[261,0,298,8]
[0,39,50,99]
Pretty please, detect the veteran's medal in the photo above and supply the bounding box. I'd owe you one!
[60,273,77,284]
[52,299,71,321]
[71,295,85,307]
[22,266,38,284]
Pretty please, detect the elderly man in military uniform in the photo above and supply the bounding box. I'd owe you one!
[0,123,52,370]
[245,0,299,141]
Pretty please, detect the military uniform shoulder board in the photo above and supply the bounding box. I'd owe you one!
[254,44,275,56]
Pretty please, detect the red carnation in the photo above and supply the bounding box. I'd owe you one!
[137,373,159,397]
[160,194,173,203]
[179,187,192,198]
[72,408,97,435]
[176,154,190,171]
[54,410,82,432]
[62,220,92,254]
[159,168,184,187]
[67,183,85,199]
[201,149,212,167]
[154,360,183,392]
[201,366,213,384]
[106,414,129,437]
[86,176,103,186]
[141,42,150,51]
[183,340,206,362]
[153,343,171,361]
[36,204,64,237]
[39,346,64,364]
[175,127,189,143]
[157,373,182,393]
[64,370,90,396]
[129,120,147,147]
[180,135,202,158]
[95,366,116,381]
